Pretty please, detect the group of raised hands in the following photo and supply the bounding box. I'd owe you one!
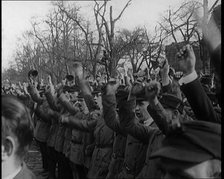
[105,44,196,103]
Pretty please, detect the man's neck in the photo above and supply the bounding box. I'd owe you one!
[2,159,22,178]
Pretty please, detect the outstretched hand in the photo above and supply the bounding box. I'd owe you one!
[176,44,196,76]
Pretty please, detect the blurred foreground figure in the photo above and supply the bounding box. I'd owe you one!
[2,95,36,179]
[150,120,221,179]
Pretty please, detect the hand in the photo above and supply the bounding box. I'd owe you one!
[176,44,196,76]
[159,58,169,77]
[61,114,70,124]
[73,63,83,79]
[131,80,144,96]
[145,81,161,104]
[106,78,120,95]
[61,79,66,86]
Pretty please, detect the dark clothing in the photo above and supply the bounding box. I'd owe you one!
[118,135,148,179]
[119,98,164,179]
[67,94,114,179]
[180,78,221,123]
[35,140,49,171]
[102,94,127,179]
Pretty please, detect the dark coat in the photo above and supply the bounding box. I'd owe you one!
[102,94,127,179]
[180,78,221,123]
[45,90,61,147]
[69,112,85,166]
[119,98,164,179]
[67,94,114,179]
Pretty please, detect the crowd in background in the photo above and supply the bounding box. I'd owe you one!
[2,4,221,179]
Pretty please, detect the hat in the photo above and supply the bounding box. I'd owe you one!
[66,74,74,81]
[92,90,101,96]
[63,85,79,93]
[150,120,221,163]
[28,69,38,77]
[159,93,184,113]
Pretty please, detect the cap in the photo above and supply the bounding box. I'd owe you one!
[66,74,74,81]
[28,69,38,77]
[159,93,184,113]
[150,120,221,163]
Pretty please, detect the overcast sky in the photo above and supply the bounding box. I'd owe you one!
[2,0,220,70]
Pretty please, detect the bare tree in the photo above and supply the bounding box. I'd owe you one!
[94,0,132,77]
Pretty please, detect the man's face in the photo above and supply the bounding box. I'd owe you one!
[164,108,183,127]
[135,101,150,122]
[93,93,102,110]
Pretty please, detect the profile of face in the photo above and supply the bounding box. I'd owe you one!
[93,93,102,110]
[164,108,181,127]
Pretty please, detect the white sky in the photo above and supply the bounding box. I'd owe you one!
[2,0,220,70]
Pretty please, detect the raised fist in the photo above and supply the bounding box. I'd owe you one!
[145,81,161,103]
[176,44,196,76]
[106,78,120,95]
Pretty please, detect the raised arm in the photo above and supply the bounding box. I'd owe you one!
[62,112,97,132]
[58,93,80,115]
[177,44,220,123]
[102,81,126,135]
[27,84,44,104]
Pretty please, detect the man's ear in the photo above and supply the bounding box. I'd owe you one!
[2,136,15,161]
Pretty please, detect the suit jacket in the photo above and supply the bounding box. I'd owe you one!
[180,78,221,124]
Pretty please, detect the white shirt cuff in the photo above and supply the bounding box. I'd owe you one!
[178,71,198,86]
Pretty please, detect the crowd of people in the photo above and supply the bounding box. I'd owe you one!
[1,5,221,179]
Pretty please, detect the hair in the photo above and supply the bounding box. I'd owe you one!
[2,95,34,158]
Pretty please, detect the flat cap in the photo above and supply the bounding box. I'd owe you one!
[159,93,184,113]
[150,120,221,163]
[66,74,74,81]
[28,69,38,77]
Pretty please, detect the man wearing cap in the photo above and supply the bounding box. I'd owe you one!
[102,83,151,179]
[146,44,221,178]
[27,78,52,178]
[61,64,114,179]
[150,120,221,179]
[113,62,193,179]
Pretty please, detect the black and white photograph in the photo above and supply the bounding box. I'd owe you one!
[2,0,221,179]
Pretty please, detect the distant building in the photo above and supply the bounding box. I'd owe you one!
[165,42,203,73]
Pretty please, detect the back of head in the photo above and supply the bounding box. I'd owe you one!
[150,120,221,174]
[2,95,34,159]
